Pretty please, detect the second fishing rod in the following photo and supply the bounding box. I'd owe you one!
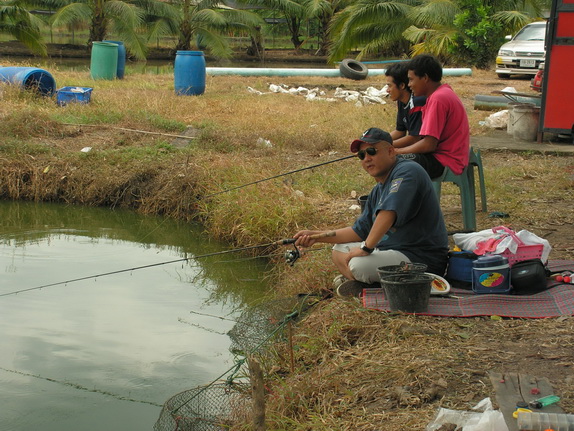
[202,154,355,199]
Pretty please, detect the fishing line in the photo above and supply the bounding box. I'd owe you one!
[203,154,355,199]
[177,317,228,336]
[189,310,239,323]
[0,366,162,407]
[0,233,335,298]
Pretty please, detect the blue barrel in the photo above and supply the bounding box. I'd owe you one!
[174,51,206,96]
[0,66,56,95]
[90,41,118,80]
[103,40,126,79]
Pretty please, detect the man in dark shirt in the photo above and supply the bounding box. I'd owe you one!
[294,128,448,297]
[385,62,426,149]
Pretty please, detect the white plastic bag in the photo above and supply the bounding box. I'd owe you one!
[453,226,552,262]
[426,398,509,431]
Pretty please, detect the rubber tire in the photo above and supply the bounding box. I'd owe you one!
[339,59,368,80]
[497,73,511,79]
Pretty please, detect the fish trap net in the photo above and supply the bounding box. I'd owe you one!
[153,382,250,431]
[154,295,320,431]
[227,296,315,356]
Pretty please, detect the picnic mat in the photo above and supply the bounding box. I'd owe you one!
[363,260,574,318]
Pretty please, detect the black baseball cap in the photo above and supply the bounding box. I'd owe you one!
[350,128,393,153]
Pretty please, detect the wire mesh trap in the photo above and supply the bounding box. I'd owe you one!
[154,294,321,431]
[228,295,318,356]
[153,382,250,431]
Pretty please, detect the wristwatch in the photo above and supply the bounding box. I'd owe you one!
[360,241,374,254]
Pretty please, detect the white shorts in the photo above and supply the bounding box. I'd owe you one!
[333,242,411,284]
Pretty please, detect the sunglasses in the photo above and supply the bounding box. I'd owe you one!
[357,147,378,160]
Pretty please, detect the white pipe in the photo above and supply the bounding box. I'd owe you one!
[206,67,473,77]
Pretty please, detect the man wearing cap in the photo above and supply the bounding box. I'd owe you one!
[293,128,448,297]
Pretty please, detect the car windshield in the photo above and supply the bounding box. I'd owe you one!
[514,24,546,41]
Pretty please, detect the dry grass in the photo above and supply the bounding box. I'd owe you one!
[246,300,574,430]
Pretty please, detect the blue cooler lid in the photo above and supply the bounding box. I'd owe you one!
[473,255,509,268]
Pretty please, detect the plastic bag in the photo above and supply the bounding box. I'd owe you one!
[426,398,509,431]
[453,226,551,262]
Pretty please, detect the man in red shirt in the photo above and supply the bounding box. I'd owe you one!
[395,54,470,178]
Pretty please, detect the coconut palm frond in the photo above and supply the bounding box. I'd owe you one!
[194,8,228,27]
[329,0,414,61]
[403,24,456,58]
[236,0,304,16]
[409,0,459,27]
[0,12,47,55]
[403,24,430,44]
[146,18,178,41]
[303,0,331,16]
[491,10,533,34]
[51,2,92,27]
[219,8,264,27]
[106,0,146,28]
[195,28,232,56]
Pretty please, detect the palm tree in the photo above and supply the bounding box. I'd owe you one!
[328,0,416,63]
[236,0,305,50]
[303,0,350,55]
[0,0,48,56]
[50,0,167,59]
[402,0,461,60]
[167,0,263,56]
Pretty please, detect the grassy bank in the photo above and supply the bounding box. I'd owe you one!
[1,62,574,429]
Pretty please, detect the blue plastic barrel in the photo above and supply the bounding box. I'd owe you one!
[90,41,118,80]
[0,66,56,95]
[103,40,126,79]
[174,51,206,96]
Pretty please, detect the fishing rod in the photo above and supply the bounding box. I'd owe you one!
[0,231,336,298]
[203,155,355,199]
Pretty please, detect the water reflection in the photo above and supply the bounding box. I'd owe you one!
[0,200,269,431]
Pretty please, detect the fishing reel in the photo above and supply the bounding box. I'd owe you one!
[284,245,301,266]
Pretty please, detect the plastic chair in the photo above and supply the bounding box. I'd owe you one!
[433,164,477,231]
[469,147,487,212]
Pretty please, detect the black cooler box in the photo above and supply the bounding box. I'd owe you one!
[510,259,548,295]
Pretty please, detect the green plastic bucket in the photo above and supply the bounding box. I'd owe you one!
[90,42,119,80]
[379,273,433,313]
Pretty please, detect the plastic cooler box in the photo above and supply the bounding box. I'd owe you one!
[472,255,511,294]
[56,86,93,106]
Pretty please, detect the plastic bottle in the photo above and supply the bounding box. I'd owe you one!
[517,411,574,431]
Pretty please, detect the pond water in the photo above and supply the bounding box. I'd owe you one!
[0,200,269,431]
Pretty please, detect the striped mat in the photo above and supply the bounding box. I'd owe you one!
[362,260,574,318]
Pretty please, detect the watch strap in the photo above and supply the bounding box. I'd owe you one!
[360,241,374,254]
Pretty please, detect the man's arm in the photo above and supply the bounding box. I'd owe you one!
[390,130,406,141]
[343,210,397,263]
[392,134,423,149]
[294,226,361,247]
[394,135,438,155]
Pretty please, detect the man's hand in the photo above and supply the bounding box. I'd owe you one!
[293,230,322,247]
[344,246,370,265]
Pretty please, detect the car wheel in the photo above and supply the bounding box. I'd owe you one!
[339,59,369,80]
[497,73,511,79]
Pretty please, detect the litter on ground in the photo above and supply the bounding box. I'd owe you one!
[247,84,389,105]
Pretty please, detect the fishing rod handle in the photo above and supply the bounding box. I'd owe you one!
[279,231,336,245]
